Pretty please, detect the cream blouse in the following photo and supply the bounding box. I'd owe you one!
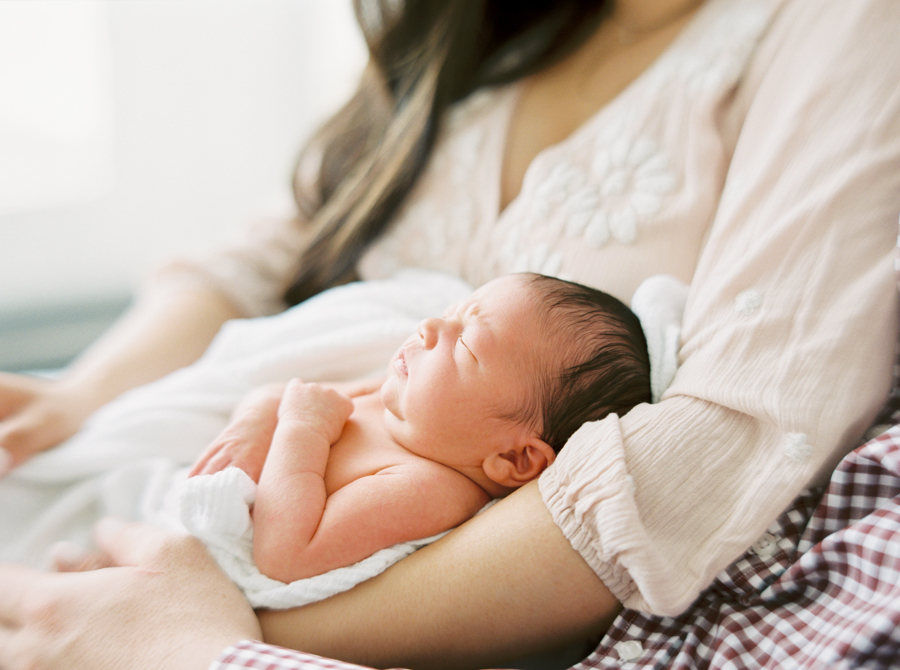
[154,0,900,615]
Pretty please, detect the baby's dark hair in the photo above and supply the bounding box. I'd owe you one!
[525,274,651,453]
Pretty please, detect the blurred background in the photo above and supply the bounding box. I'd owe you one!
[0,0,365,370]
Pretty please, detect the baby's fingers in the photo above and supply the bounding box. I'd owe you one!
[188,442,241,478]
[187,444,219,477]
[190,439,266,481]
[193,449,237,478]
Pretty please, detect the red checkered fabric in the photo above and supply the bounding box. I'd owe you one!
[211,641,391,670]
[581,425,900,669]
[212,426,900,670]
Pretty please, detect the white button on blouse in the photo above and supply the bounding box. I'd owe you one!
[615,640,644,662]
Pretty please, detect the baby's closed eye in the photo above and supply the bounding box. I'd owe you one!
[458,336,477,361]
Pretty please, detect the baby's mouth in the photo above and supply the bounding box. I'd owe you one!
[394,349,408,377]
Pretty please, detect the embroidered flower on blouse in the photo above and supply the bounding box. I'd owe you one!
[586,135,675,246]
[734,289,763,316]
[527,135,675,250]
[506,130,676,271]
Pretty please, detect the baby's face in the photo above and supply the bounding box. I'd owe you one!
[380,274,551,466]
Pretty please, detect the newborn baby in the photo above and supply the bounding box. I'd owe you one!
[188,273,651,588]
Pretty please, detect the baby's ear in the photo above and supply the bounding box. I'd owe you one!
[483,438,556,488]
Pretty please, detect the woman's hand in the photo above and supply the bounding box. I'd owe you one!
[0,287,246,478]
[0,519,261,670]
[0,372,97,475]
[189,383,286,481]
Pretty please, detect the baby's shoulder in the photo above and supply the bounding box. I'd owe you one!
[378,459,492,524]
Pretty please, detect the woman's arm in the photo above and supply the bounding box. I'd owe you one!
[540,0,900,616]
[62,285,242,409]
[257,480,621,669]
[0,485,617,670]
[0,208,312,472]
[0,285,241,470]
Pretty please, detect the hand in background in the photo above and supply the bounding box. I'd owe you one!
[0,519,261,670]
[0,372,95,475]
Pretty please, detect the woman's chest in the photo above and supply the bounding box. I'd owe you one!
[357,0,777,302]
[499,9,702,213]
[358,82,717,302]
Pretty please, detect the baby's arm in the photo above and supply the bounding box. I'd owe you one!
[252,379,354,582]
[189,378,384,481]
[189,382,286,481]
[253,383,489,582]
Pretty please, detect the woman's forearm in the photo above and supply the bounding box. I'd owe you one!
[59,285,242,413]
[0,284,243,468]
[257,480,621,670]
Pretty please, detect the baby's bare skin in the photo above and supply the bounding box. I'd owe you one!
[321,389,465,493]
[190,275,556,584]
[252,382,491,582]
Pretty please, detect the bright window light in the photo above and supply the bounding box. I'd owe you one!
[0,0,115,214]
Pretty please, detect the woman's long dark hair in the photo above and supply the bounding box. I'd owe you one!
[285,0,610,305]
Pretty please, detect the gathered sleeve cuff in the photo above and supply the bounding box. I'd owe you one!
[540,396,840,614]
[541,0,900,616]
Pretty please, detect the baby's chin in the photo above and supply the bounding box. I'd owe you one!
[378,375,395,410]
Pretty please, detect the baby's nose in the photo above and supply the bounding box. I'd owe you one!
[418,317,442,349]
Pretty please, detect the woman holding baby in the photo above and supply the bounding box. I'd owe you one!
[1,0,899,668]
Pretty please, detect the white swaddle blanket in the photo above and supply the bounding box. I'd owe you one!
[0,270,687,609]
[179,466,459,609]
[1,270,472,568]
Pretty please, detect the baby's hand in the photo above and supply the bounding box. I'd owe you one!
[278,379,354,445]
[188,383,284,481]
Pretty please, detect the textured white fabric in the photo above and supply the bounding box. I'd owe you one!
[0,271,473,566]
[631,275,689,403]
[180,467,450,610]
